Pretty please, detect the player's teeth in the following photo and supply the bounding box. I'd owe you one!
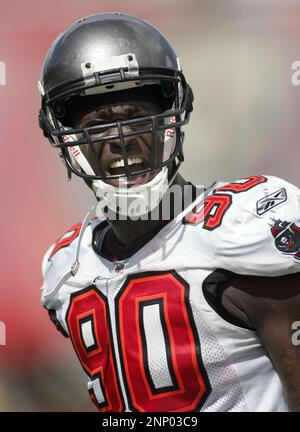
[128,156,142,166]
[110,159,124,168]
[109,157,143,169]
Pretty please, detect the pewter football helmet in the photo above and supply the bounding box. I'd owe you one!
[38,13,194,216]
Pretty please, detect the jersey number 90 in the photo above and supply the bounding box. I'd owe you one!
[66,271,211,412]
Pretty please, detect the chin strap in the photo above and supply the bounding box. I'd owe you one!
[93,166,169,218]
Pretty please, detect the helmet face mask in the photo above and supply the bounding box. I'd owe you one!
[40,72,192,182]
[59,86,173,183]
[38,13,194,216]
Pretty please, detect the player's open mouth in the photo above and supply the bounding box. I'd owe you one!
[104,155,155,187]
[106,155,149,175]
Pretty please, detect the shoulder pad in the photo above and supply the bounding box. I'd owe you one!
[48,223,82,260]
[41,211,101,307]
[212,175,300,276]
[41,223,81,307]
[184,176,293,231]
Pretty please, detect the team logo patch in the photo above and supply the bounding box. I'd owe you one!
[270,219,300,260]
[256,188,287,215]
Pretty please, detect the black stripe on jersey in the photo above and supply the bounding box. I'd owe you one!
[46,308,69,338]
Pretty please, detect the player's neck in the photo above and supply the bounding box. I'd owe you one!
[107,174,194,248]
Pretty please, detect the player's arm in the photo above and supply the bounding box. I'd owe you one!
[210,176,300,410]
[223,272,300,412]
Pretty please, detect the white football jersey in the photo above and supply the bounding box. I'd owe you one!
[41,175,300,412]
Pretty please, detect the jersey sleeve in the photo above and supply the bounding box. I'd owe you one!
[40,217,100,339]
[41,244,71,338]
[214,176,300,277]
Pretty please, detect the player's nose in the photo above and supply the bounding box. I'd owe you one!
[109,137,141,156]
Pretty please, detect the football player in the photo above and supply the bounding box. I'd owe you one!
[39,13,300,412]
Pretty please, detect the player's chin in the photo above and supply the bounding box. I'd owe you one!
[103,171,157,188]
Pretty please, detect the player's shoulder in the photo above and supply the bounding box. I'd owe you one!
[209,175,300,276]
[41,217,104,305]
[41,222,84,307]
[184,175,298,232]
[228,174,297,213]
[214,175,299,225]
[41,222,83,280]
